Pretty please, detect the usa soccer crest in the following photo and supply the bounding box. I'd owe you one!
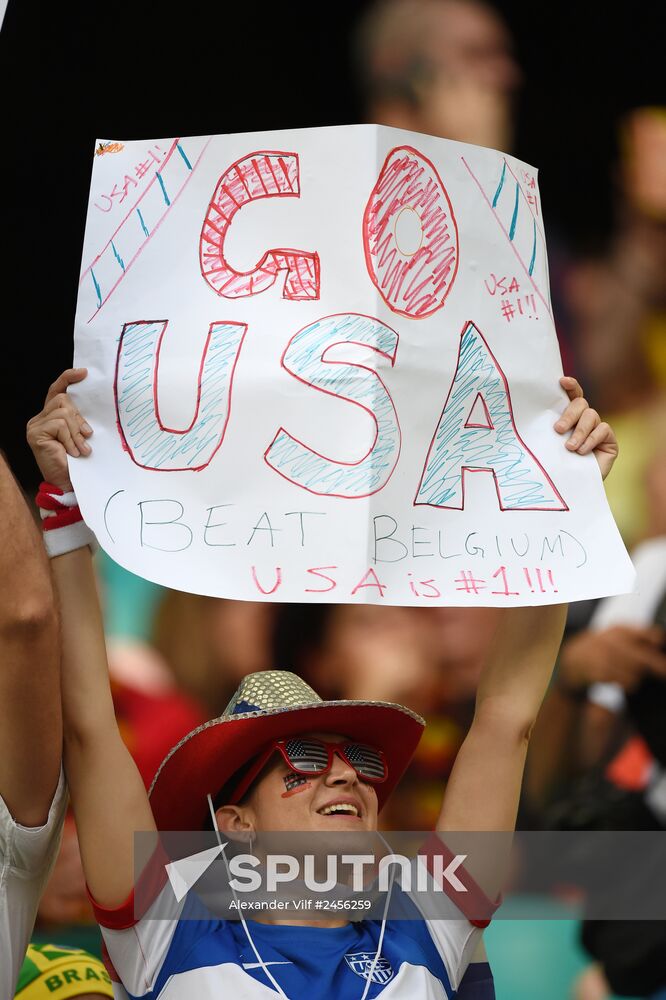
[344,951,395,985]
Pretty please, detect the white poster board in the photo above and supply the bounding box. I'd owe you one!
[70,125,635,605]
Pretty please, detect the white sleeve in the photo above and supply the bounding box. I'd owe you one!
[589,538,666,631]
[91,847,197,998]
[403,852,494,992]
[0,769,66,874]
[588,682,626,713]
[0,769,67,998]
[97,884,187,998]
[421,913,482,993]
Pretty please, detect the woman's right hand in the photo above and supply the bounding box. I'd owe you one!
[26,368,93,491]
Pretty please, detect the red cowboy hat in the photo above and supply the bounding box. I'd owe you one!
[149,670,425,830]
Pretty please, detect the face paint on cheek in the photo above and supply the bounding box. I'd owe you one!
[281,774,312,798]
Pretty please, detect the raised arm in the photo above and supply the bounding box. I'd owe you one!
[437,378,619,896]
[27,369,156,908]
[0,453,60,826]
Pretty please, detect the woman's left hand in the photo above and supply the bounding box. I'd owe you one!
[555,376,618,481]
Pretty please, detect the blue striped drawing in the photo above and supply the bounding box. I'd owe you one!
[265,313,401,498]
[81,137,208,323]
[462,156,551,316]
[415,321,567,510]
[491,162,539,281]
[115,319,246,471]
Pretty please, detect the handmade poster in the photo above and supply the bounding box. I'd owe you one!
[70,125,635,605]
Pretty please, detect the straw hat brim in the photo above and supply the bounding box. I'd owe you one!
[149,699,425,831]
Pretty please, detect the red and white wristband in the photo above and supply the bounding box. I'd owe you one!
[36,482,98,557]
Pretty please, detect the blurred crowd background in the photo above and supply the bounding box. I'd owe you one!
[2,1,665,997]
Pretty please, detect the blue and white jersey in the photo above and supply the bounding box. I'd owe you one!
[94,857,496,1000]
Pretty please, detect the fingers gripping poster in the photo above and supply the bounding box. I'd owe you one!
[71,125,635,605]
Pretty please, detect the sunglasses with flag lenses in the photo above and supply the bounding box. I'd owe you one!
[230,737,388,803]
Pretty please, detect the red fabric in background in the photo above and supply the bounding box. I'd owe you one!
[112,681,206,788]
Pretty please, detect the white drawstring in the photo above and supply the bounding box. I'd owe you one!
[205,794,392,1000]
[207,794,289,998]
[359,831,395,1000]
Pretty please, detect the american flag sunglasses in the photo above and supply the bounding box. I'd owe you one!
[230,737,388,803]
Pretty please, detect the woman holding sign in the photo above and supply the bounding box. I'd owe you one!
[26,369,617,999]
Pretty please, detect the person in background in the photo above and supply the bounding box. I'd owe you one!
[393,607,504,830]
[562,106,666,551]
[517,108,666,830]
[524,450,666,999]
[524,447,666,820]
[558,549,666,1000]
[356,0,632,389]
[14,943,112,1000]
[0,449,67,998]
[152,591,278,716]
[353,0,521,152]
